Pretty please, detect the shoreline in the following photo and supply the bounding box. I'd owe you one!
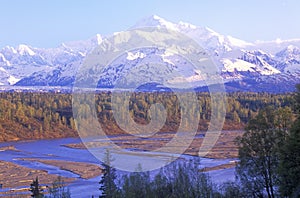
[0,131,243,195]
[0,158,102,196]
[0,160,75,196]
[62,130,243,159]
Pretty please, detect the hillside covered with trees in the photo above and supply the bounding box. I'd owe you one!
[0,91,295,142]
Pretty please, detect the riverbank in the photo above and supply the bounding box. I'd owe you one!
[64,130,243,159]
[20,159,102,179]
[0,160,74,196]
[0,135,240,197]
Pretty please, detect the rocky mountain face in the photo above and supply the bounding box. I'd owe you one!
[0,15,299,92]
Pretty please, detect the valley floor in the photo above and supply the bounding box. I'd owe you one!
[0,130,242,197]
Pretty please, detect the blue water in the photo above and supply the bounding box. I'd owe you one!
[0,138,101,197]
[0,137,236,197]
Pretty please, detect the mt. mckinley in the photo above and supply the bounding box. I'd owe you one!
[1,15,299,92]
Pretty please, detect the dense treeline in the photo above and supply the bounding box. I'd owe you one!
[3,87,299,197]
[0,92,77,141]
[97,86,300,198]
[235,84,300,197]
[0,91,295,141]
[100,156,224,198]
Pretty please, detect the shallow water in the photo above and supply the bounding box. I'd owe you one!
[0,137,236,197]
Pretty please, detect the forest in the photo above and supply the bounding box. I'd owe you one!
[0,91,296,142]
[28,88,300,197]
[1,87,300,197]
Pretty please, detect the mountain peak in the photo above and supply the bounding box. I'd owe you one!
[94,34,103,45]
[133,15,177,30]
[276,45,300,58]
[286,45,299,52]
[151,14,165,21]
[17,44,35,56]
[1,46,17,54]
[1,15,300,92]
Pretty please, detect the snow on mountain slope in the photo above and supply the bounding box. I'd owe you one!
[275,45,300,64]
[127,52,146,60]
[0,15,300,92]
[236,50,280,74]
[59,34,103,54]
[17,44,36,56]
[0,34,102,86]
[274,45,300,73]
[0,67,20,85]
[0,53,11,66]
[133,15,178,30]
[221,58,280,76]
[222,59,259,73]
[133,15,254,55]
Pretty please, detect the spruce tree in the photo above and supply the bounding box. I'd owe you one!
[29,177,44,198]
[47,176,71,198]
[99,149,118,198]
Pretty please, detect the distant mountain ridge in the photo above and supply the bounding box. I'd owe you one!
[0,15,299,92]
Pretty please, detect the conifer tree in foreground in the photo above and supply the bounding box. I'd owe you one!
[99,149,118,198]
[278,84,300,197]
[236,106,292,198]
[47,176,71,198]
[29,177,44,198]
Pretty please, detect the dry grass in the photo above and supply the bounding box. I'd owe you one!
[21,159,102,179]
[200,162,237,172]
[64,131,244,159]
[0,159,102,196]
[0,160,74,196]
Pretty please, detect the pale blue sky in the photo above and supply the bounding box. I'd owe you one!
[0,0,299,48]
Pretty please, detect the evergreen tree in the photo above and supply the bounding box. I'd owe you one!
[220,181,245,198]
[278,84,300,197]
[120,159,217,198]
[121,164,151,198]
[29,177,44,198]
[99,149,118,198]
[47,176,71,198]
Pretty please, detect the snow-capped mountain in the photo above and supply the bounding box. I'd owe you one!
[0,34,103,86]
[274,45,300,73]
[133,15,253,55]
[0,15,299,92]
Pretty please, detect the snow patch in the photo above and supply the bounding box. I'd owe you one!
[222,59,256,72]
[17,44,35,56]
[133,15,177,30]
[222,58,280,75]
[3,46,17,54]
[161,51,175,65]
[276,38,283,44]
[205,27,225,43]
[126,52,146,60]
[0,53,11,66]
[8,75,20,85]
[178,21,197,29]
[95,34,103,45]
[227,36,253,47]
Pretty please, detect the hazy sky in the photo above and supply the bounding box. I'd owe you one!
[0,0,299,48]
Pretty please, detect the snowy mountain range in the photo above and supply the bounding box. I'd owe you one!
[1,15,300,92]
